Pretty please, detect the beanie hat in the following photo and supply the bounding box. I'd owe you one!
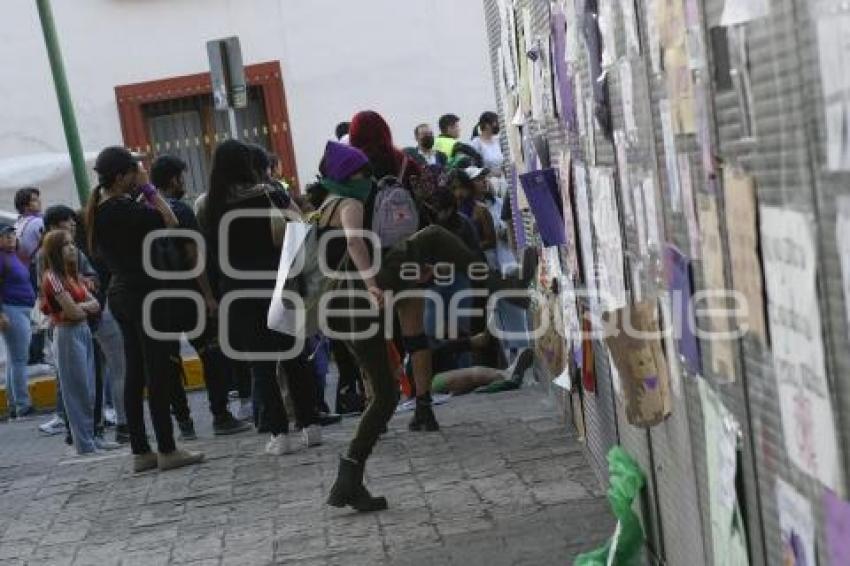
[322,141,369,182]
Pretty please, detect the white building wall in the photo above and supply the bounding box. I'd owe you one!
[0,0,496,207]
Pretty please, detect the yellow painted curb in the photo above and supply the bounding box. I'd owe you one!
[1,356,206,417]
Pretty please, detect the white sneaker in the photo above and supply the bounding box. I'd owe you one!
[95,437,121,451]
[39,415,65,436]
[103,408,117,427]
[302,425,322,448]
[265,434,292,456]
[236,400,253,422]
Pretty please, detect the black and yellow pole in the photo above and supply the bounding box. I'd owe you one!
[35,0,90,204]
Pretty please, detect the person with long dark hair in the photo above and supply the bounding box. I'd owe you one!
[205,139,320,456]
[40,229,120,455]
[86,146,203,472]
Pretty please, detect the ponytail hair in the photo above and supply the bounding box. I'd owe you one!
[84,182,105,256]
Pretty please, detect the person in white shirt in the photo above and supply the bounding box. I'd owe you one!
[470,111,505,176]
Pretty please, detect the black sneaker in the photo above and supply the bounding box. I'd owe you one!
[6,407,17,421]
[15,407,37,421]
[213,415,251,436]
[177,418,197,441]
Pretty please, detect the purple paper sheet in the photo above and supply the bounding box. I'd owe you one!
[664,244,702,375]
[551,6,577,134]
[520,168,566,247]
[825,490,850,566]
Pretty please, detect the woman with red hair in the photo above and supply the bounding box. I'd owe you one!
[348,110,422,187]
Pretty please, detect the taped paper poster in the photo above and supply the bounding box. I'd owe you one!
[760,207,842,491]
[632,182,649,258]
[659,99,682,212]
[614,130,635,224]
[574,163,597,297]
[678,154,701,258]
[699,379,749,566]
[722,167,767,344]
[697,193,736,381]
[642,176,662,251]
[621,0,641,55]
[590,167,627,311]
[620,60,639,137]
[837,196,850,334]
[815,10,850,170]
[776,478,816,566]
[720,0,769,26]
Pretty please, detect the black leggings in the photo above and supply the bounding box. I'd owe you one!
[226,294,318,435]
[109,289,179,455]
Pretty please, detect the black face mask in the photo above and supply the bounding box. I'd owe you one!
[420,135,435,150]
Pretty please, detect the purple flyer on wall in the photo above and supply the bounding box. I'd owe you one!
[519,168,566,247]
[664,244,702,375]
[509,169,527,249]
[824,490,850,566]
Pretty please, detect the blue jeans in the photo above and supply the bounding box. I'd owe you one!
[3,304,33,413]
[93,304,126,426]
[55,322,97,454]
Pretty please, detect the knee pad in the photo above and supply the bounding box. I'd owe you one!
[402,334,430,354]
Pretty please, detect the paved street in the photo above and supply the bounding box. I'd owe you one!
[0,385,613,566]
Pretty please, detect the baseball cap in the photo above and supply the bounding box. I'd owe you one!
[0,223,16,235]
[93,146,142,178]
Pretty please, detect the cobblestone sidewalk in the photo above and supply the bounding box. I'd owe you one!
[0,387,614,566]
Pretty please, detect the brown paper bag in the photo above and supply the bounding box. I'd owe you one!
[603,300,672,427]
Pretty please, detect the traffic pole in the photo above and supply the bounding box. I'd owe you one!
[35,0,91,205]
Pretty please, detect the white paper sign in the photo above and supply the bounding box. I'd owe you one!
[599,0,618,68]
[621,0,641,55]
[659,100,682,212]
[620,60,638,137]
[700,379,749,566]
[678,154,701,258]
[632,182,648,257]
[816,12,850,171]
[590,167,627,311]
[614,130,635,224]
[268,221,311,336]
[837,196,850,335]
[760,207,842,491]
[646,0,662,73]
[775,478,816,566]
[721,0,769,27]
[642,176,662,250]
[574,163,596,300]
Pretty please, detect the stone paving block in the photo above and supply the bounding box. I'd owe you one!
[169,533,223,563]
[119,550,171,566]
[0,541,34,561]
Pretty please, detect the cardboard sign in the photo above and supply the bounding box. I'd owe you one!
[603,300,672,427]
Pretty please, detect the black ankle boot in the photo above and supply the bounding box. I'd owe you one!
[408,395,440,432]
[327,456,388,512]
